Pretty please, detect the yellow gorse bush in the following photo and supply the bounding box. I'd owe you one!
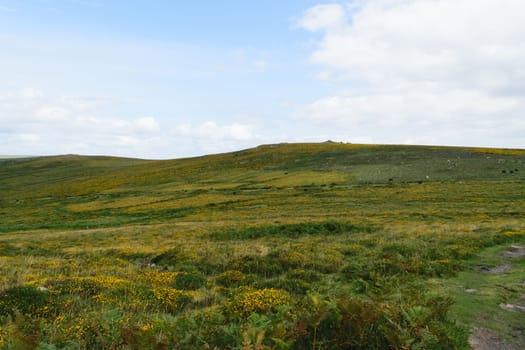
[153,287,192,312]
[140,270,179,287]
[0,327,5,347]
[228,288,290,318]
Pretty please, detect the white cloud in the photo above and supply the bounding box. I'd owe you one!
[0,89,166,157]
[297,4,346,31]
[18,88,43,100]
[0,89,264,158]
[173,121,254,141]
[301,89,520,125]
[14,133,41,142]
[296,0,525,148]
[133,117,160,133]
[170,121,260,155]
[35,106,71,121]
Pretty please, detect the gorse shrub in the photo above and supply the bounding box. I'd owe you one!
[47,278,102,297]
[0,286,53,317]
[215,270,257,288]
[259,278,311,295]
[153,287,192,313]
[226,288,291,319]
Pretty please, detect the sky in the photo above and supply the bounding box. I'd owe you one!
[1,0,524,159]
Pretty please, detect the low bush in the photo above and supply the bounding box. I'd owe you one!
[226,288,291,319]
[286,269,322,283]
[153,287,193,313]
[215,270,257,288]
[0,286,53,317]
[232,255,287,277]
[260,278,311,295]
[291,293,469,350]
[174,272,206,290]
[208,221,373,241]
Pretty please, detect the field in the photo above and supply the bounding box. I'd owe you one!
[0,143,524,349]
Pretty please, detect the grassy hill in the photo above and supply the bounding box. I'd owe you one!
[0,143,524,349]
[1,143,523,232]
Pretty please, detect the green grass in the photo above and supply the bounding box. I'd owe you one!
[0,143,524,349]
[431,243,525,346]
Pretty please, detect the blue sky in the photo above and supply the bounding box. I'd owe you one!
[1,0,524,158]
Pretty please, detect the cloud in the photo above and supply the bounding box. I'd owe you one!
[301,89,520,125]
[170,121,260,155]
[296,0,525,148]
[173,121,254,141]
[132,117,160,133]
[297,4,346,31]
[0,89,166,157]
[0,89,264,158]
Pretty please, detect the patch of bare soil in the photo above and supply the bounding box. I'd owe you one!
[480,264,512,274]
[500,303,525,313]
[468,245,525,350]
[503,245,525,259]
[469,328,519,350]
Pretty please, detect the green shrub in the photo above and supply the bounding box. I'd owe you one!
[260,278,311,295]
[290,293,469,350]
[174,272,206,290]
[382,242,420,257]
[232,255,286,277]
[0,286,52,317]
[152,248,190,268]
[47,278,101,297]
[215,270,256,288]
[209,221,372,241]
[340,261,371,280]
[286,269,322,283]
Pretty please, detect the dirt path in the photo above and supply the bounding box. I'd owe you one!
[480,263,512,274]
[467,245,525,350]
[469,328,519,350]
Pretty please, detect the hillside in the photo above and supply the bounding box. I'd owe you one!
[1,143,524,232]
[0,143,524,349]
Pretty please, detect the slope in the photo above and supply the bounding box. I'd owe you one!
[0,143,524,232]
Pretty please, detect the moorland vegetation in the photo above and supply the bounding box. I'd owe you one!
[0,143,524,349]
